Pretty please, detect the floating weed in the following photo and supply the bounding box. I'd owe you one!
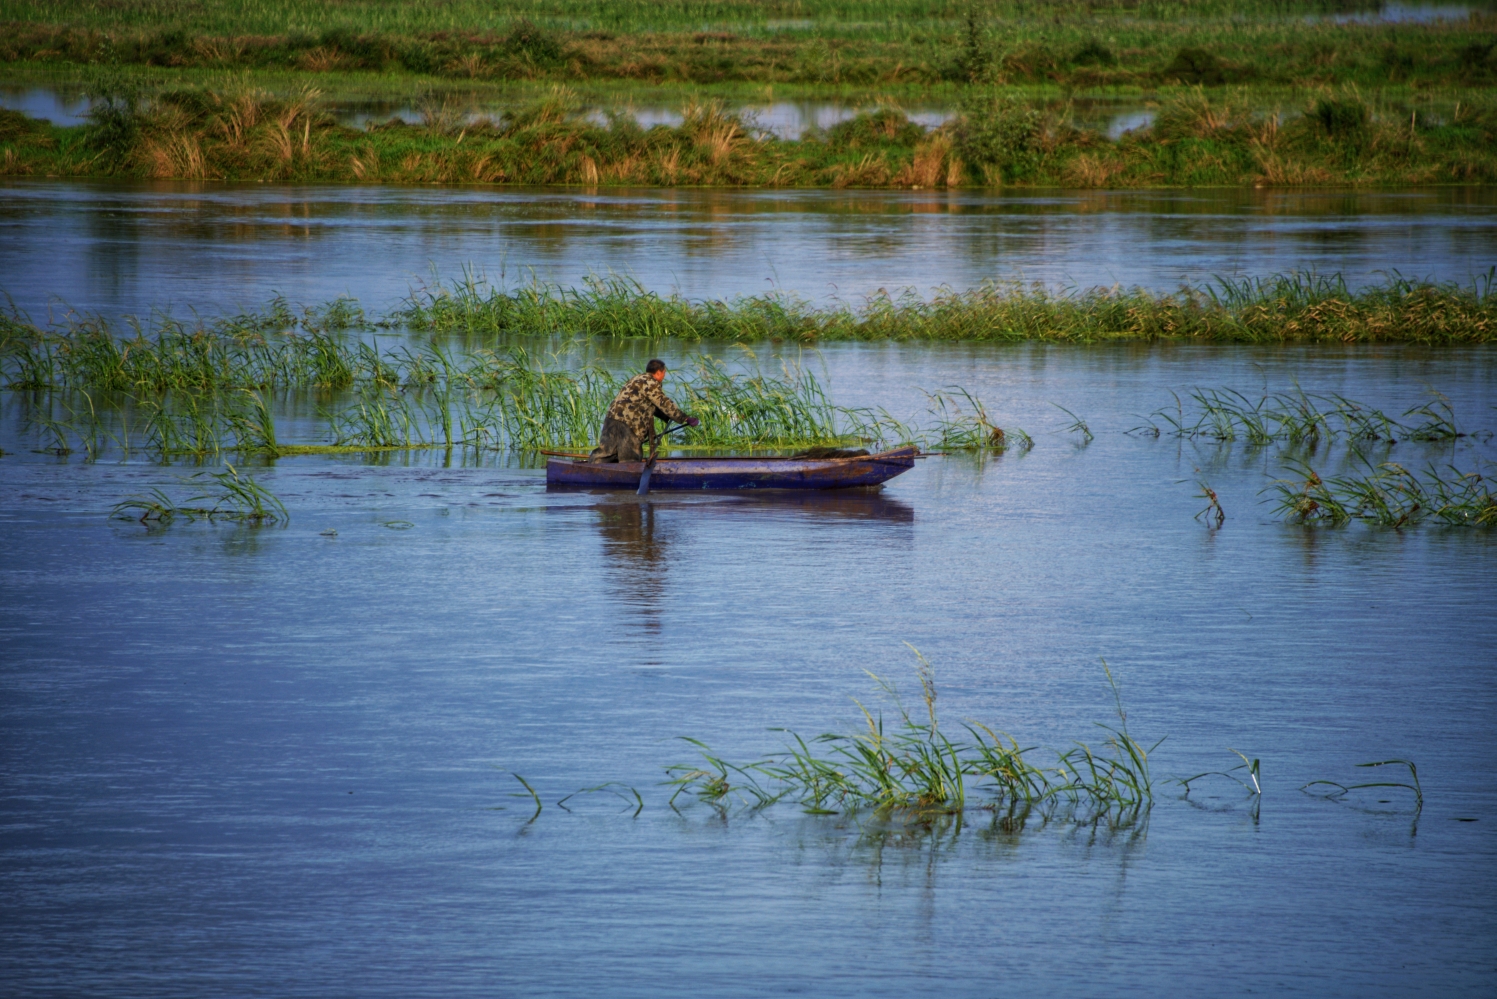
[1052,403,1094,443]
[556,783,645,818]
[1176,749,1261,796]
[504,771,543,823]
[1303,759,1422,811]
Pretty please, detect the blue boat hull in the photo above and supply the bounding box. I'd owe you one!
[546,446,918,491]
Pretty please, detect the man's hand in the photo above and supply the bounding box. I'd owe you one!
[685,416,700,427]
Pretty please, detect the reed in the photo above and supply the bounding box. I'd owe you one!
[395,271,1497,345]
[1194,480,1226,527]
[665,653,1160,822]
[923,387,1030,452]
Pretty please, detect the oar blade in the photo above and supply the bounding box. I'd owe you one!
[636,465,653,495]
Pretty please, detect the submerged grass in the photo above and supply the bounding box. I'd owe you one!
[1135,383,1491,442]
[1268,456,1497,527]
[112,462,287,525]
[664,652,1160,824]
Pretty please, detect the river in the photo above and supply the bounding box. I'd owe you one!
[1,181,1494,997]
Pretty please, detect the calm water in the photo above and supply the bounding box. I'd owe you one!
[2,179,1496,995]
[2,181,1495,323]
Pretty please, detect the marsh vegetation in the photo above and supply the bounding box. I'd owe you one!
[4,80,1497,186]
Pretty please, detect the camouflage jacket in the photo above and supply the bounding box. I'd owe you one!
[604,373,690,443]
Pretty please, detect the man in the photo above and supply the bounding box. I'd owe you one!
[589,359,699,462]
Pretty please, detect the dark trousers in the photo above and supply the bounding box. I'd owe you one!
[589,416,644,462]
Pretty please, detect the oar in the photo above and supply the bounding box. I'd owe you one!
[637,422,684,496]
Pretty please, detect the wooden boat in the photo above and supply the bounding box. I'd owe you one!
[546,445,919,491]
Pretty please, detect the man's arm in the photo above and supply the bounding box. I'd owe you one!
[646,381,690,423]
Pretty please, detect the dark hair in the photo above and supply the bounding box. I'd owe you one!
[645,358,667,374]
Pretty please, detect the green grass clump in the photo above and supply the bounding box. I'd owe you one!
[112,463,287,525]
[1269,457,1497,527]
[665,653,1159,824]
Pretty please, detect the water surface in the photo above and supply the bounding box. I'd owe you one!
[2,341,1495,997]
[3,181,1492,323]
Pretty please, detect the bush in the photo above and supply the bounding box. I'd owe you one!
[955,93,1040,181]
[1072,39,1116,66]
[1164,47,1226,85]
[505,19,564,65]
[83,69,144,155]
[1313,96,1368,137]
[825,109,926,150]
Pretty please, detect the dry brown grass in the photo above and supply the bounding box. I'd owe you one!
[829,152,892,188]
[296,46,345,73]
[1064,152,1124,188]
[896,132,951,188]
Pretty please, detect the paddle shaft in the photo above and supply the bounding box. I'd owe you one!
[636,422,685,495]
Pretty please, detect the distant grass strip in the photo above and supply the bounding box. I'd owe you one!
[0,0,1494,90]
[399,271,1497,344]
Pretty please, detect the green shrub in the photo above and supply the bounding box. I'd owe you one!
[955,93,1040,181]
[505,19,564,65]
[1313,96,1368,137]
[825,108,926,150]
[1072,38,1116,66]
[1164,47,1226,85]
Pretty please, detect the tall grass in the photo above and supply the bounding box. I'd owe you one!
[4,82,1497,187]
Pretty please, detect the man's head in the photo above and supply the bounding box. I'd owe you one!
[645,358,667,382]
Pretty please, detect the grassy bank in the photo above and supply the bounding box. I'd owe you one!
[2,1,1495,89]
[4,82,1497,186]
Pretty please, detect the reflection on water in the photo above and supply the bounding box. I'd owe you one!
[594,499,671,639]
[3,181,1492,321]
